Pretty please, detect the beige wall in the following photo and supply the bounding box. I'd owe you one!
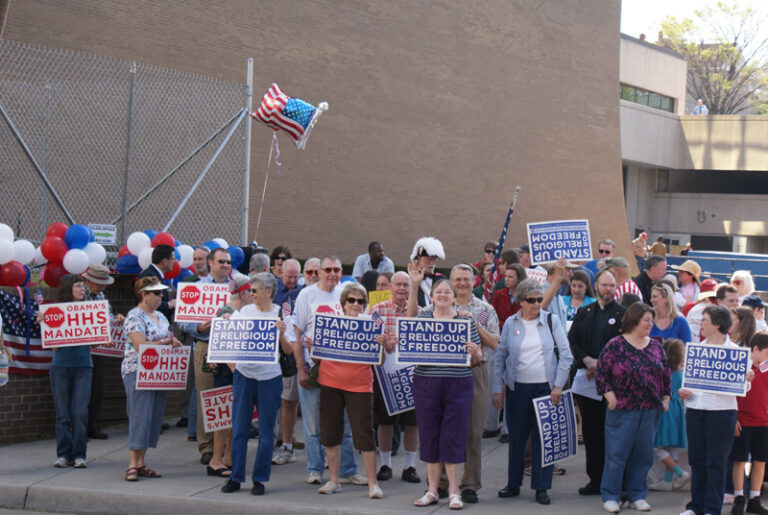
[4,1,631,266]
[620,101,692,169]
[680,116,768,171]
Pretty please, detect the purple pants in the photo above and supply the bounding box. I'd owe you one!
[413,375,474,463]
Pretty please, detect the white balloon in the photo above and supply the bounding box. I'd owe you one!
[12,239,35,264]
[213,238,228,249]
[63,249,90,274]
[84,242,106,265]
[127,232,151,256]
[0,223,13,242]
[34,246,48,266]
[0,238,14,265]
[138,247,154,270]
[177,244,194,269]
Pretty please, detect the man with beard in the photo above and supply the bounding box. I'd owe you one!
[409,237,445,307]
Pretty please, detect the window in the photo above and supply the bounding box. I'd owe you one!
[620,83,675,113]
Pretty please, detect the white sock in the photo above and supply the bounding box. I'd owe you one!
[404,450,417,469]
[750,490,761,499]
[734,489,744,496]
[380,451,391,468]
[284,442,293,452]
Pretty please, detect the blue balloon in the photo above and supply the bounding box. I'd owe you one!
[116,254,141,274]
[174,238,181,248]
[87,226,95,243]
[144,229,158,240]
[203,240,220,251]
[20,266,30,287]
[174,248,181,261]
[227,246,245,269]
[64,224,90,249]
[173,267,193,287]
[340,275,355,283]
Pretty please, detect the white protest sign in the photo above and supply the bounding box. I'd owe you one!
[40,300,110,348]
[135,344,190,390]
[527,219,592,265]
[201,385,259,432]
[527,266,548,285]
[682,342,750,396]
[174,283,230,324]
[91,319,129,358]
[88,224,117,245]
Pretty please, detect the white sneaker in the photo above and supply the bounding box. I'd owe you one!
[317,481,342,494]
[272,445,295,465]
[368,484,384,499]
[648,478,673,491]
[672,470,690,490]
[53,457,70,468]
[629,499,652,511]
[339,473,368,485]
[724,493,735,505]
[307,472,323,484]
[603,500,621,513]
[73,458,87,469]
[678,510,696,515]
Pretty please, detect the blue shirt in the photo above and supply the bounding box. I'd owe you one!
[650,316,692,343]
[52,345,93,368]
[351,254,394,279]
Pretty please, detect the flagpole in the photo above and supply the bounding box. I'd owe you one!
[487,187,521,297]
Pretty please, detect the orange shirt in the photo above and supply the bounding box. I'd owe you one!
[318,360,373,393]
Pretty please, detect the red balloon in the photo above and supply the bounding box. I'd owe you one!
[41,237,67,263]
[118,244,130,258]
[187,265,196,273]
[43,263,66,288]
[45,222,69,239]
[151,232,175,248]
[0,261,26,287]
[165,260,181,279]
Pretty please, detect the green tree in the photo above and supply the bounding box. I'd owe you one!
[659,1,768,114]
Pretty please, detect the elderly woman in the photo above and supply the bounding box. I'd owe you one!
[122,276,182,481]
[38,274,93,469]
[491,263,527,328]
[406,273,482,510]
[220,272,290,495]
[596,302,670,513]
[307,282,383,499]
[678,305,754,515]
[492,278,573,505]
[731,270,756,304]
[561,270,596,322]
[650,284,692,342]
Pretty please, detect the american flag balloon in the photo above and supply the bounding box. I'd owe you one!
[251,83,328,150]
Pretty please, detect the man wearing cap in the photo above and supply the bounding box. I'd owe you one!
[685,279,719,342]
[633,255,667,305]
[82,264,123,440]
[409,237,445,307]
[742,294,768,332]
[671,259,701,308]
[600,257,642,301]
[137,244,176,319]
[352,241,395,281]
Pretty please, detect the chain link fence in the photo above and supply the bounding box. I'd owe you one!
[0,40,248,261]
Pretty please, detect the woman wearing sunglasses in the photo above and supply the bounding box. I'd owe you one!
[122,276,182,481]
[492,278,573,506]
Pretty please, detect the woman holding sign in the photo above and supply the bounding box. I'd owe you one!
[492,278,573,506]
[122,276,181,482]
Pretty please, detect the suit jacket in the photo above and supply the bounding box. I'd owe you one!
[633,271,654,305]
[568,300,625,370]
[137,265,172,320]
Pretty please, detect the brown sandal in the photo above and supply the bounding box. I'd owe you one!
[137,465,162,478]
[125,467,139,482]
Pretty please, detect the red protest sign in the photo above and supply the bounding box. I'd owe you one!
[41,300,110,348]
[135,344,190,390]
[91,319,129,358]
[174,283,230,324]
[201,385,258,432]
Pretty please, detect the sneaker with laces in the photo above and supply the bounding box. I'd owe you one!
[317,481,342,494]
[307,472,323,484]
[339,473,368,485]
[648,478,674,491]
[629,499,652,511]
[673,470,690,490]
[746,496,768,515]
[53,457,70,468]
[678,510,697,515]
[368,484,384,499]
[73,458,87,469]
[602,500,621,513]
[272,445,295,465]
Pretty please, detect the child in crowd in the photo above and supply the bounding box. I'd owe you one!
[649,338,689,491]
[730,331,768,515]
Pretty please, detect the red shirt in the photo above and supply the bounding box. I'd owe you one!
[490,288,521,329]
[737,364,768,427]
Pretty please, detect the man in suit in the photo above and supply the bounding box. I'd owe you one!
[137,244,176,319]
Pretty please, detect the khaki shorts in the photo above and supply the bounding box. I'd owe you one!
[281,374,299,402]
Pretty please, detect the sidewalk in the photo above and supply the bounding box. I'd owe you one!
[1,419,694,514]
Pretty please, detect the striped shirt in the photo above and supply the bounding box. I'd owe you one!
[413,312,480,378]
[615,280,642,301]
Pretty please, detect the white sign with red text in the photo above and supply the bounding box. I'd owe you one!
[135,344,190,390]
[40,300,110,348]
[174,283,230,324]
[201,385,258,432]
[91,320,129,358]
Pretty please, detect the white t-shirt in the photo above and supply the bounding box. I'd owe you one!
[293,283,344,365]
[516,318,547,383]
[684,337,739,411]
[232,304,282,381]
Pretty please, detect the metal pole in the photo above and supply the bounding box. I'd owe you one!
[0,101,75,224]
[240,57,253,245]
[119,62,136,247]
[110,109,243,225]
[41,83,51,235]
[162,109,247,233]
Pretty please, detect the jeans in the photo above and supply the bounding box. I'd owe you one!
[685,408,737,515]
[505,382,553,491]
[187,383,197,439]
[601,408,661,502]
[87,355,106,432]
[297,383,357,476]
[230,371,282,484]
[49,366,92,460]
[123,373,166,450]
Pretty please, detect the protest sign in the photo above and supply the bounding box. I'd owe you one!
[533,390,578,467]
[527,219,592,265]
[368,289,392,308]
[527,266,548,285]
[395,317,471,367]
[207,317,279,364]
[310,313,382,364]
[375,364,415,416]
[200,385,258,432]
[682,342,751,396]
[136,344,190,390]
[174,283,230,324]
[91,319,129,358]
[88,223,117,245]
[40,300,110,349]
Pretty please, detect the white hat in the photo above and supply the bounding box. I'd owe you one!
[141,282,169,292]
[410,237,445,261]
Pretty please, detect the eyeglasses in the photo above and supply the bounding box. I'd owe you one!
[217,259,231,265]
[305,270,319,276]
[598,249,612,255]
[345,297,366,305]
[147,290,163,296]
[322,267,342,274]
[485,249,495,253]
[524,297,544,304]
[249,288,260,294]
[274,256,288,262]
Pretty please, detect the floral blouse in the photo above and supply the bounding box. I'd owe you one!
[121,306,171,377]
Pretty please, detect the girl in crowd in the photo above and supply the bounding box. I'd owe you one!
[491,263,527,328]
[560,270,596,323]
[650,284,692,342]
[731,306,757,348]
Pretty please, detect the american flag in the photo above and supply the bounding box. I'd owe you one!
[0,289,51,375]
[371,311,384,328]
[478,309,489,326]
[282,302,292,317]
[251,84,317,147]
[33,290,43,305]
[760,360,768,373]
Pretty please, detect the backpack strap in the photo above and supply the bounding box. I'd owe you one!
[547,312,559,360]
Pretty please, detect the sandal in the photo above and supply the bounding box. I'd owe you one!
[206,465,231,477]
[137,466,162,478]
[449,493,463,510]
[125,467,138,482]
[414,491,439,506]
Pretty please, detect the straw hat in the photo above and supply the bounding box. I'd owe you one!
[670,260,701,285]
[81,264,114,285]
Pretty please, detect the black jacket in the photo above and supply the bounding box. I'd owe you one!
[633,271,654,305]
[568,300,625,369]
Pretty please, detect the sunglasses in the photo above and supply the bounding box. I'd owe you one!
[485,249,495,253]
[322,267,342,274]
[345,297,366,305]
[217,259,231,265]
[249,288,261,294]
[274,256,288,262]
[305,270,319,276]
[598,249,612,255]
[146,290,163,296]
[524,297,544,304]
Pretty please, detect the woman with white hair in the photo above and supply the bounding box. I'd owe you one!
[650,284,692,342]
[731,271,756,304]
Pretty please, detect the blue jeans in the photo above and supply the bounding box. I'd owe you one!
[297,383,357,476]
[685,408,737,515]
[49,366,92,460]
[187,383,197,438]
[230,371,282,484]
[505,382,553,491]
[601,408,661,502]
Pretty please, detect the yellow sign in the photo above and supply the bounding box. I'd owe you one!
[368,289,392,308]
